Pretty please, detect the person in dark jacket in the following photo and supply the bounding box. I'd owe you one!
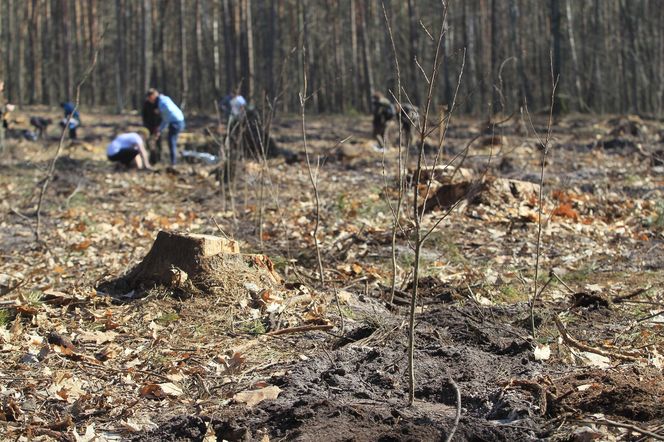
[30,117,52,139]
[60,101,81,139]
[146,88,185,166]
[142,94,163,163]
[371,91,395,148]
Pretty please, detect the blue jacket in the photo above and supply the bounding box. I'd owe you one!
[157,95,185,131]
[62,102,80,122]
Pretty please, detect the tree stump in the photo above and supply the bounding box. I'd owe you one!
[124,231,240,288]
[420,176,540,213]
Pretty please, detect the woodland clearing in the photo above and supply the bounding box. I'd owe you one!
[1,108,664,441]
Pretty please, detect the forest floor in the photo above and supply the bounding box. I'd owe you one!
[1,107,664,441]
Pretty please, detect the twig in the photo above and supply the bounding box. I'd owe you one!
[573,418,664,441]
[612,286,651,304]
[635,309,664,324]
[551,270,575,295]
[267,324,333,336]
[445,378,461,442]
[333,288,345,334]
[210,216,232,240]
[554,315,639,361]
[64,180,83,208]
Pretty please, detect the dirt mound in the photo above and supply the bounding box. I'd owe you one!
[553,368,664,421]
[130,415,208,442]
[197,303,546,441]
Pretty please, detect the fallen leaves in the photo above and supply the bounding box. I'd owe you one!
[139,382,184,400]
[233,385,281,408]
[48,372,88,403]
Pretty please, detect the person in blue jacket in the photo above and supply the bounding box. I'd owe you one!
[60,101,81,139]
[146,88,185,166]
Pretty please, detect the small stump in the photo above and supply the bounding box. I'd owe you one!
[100,231,281,301]
[125,231,240,287]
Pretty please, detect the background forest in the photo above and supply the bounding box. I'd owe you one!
[1,0,663,116]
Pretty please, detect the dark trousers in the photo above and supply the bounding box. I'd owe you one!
[147,125,162,163]
[167,121,185,165]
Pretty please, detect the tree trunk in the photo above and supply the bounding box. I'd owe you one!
[143,0,152,93]
[17,1,28,107]
[114,0,124,112]
[30,0,43,104]
[87,0,97,105]
[509,0,533,110]
[350,0,359,109]
[564,0,583,111]
[194,0,204,107]
[406,0,419,104]
[245,0,255,101]
[179,0,188,107]
[62,0,72,99]
[360,1,374,111]
[212,0,221,95]
[222,0,236,92]
[550,0,562,114]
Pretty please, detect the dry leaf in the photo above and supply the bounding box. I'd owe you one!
[534,344,551,361]
[79,330,118,345]
[73,424,96,442]
[578,351,611,368]
[48,372,87,403]
[139,382,183,400]
[234,385,281,408]
[72,239,92,251]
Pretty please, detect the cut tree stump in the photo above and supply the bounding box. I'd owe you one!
[420,176,539,213]
[124,231,240,288]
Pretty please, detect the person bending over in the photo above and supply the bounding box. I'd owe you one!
[106,131,152,170]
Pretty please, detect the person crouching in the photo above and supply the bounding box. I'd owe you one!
[106,131,153,170]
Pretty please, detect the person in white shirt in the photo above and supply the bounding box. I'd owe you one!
[230,93,247,119]
[106,131,152,170]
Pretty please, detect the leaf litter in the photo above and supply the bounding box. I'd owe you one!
[0,110,663,440]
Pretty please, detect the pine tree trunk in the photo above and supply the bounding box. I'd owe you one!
[179,0,188,107]
[245,0,254,100]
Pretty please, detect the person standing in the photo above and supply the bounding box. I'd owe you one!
[146,88,185,166]
[60,101,81,140]
[371,91,395,148]
[142,92,163,163]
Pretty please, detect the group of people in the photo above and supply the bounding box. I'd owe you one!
[107,88,185,170]
[4,81,417,171]
[108,89,251,171]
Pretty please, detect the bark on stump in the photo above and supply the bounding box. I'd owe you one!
[125,231,240,288]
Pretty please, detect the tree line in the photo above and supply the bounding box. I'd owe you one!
[0,0,662,116]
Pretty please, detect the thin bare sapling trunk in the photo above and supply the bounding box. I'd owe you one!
[381,2,407,305]
[407,1,453,406]
[528,55,559,338]
[299,47,325,285]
